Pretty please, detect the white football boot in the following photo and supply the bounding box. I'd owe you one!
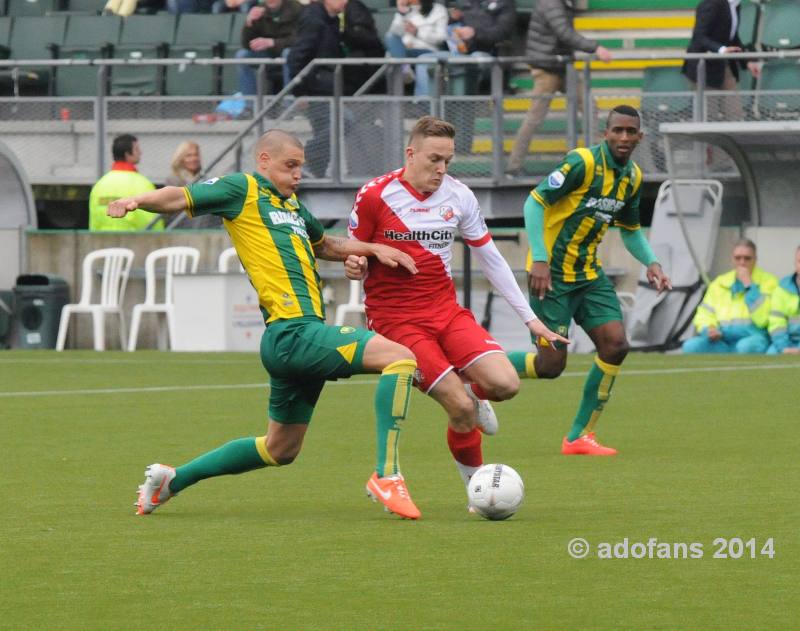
[135,463,176,515]
[464,384,499,435]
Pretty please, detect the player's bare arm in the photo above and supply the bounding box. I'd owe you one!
[529,261,553,300]
[107,186,188,218]
[314,236,418,274]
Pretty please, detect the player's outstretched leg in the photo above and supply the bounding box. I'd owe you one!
[463,383,498,435]
[367,356,421,520]
[135,435,281,515]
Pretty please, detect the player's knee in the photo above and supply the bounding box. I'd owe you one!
[482,373,520,401]
[603,338,629,364]
[388,341,416,364]
[448,396,476,428]
[535,361,565,379]
[271,450,299,466]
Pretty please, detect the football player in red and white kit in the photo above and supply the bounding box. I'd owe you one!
[345,116,568,496]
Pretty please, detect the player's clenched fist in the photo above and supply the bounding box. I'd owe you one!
[344,255,368,280]
[107,197,139,218]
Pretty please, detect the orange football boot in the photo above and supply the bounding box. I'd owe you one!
[561,432,618,456]
[366,472,421,519]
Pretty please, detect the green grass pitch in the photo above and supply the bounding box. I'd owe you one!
[1,351,798,629]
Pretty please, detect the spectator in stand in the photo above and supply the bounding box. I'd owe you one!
[341,0,386,94]
[767,245,800,355]
[89,134,163,232]
[683,239,777,354]
[384,0,448,97]
[163,141,222,229]
[288,0,347,178]
[236,0,302,96]
[682,0,761,121]
[212,0,256,14]
[167,0,214,13]
[506,0,612,178]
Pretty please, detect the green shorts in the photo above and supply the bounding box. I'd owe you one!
[260,317,376,424]
[530,272,622,345]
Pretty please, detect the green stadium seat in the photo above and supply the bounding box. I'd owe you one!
[641,66,692,117]
[165,13,230,96]
[63,0,104,12]
[760,0,800,49]
[111,14,175,96]
[738,0,760,50]
[221,11,245,96]
[757,58,800,119]
[54,14,121,95]
[5,0,59,17]
[0,15,67,95]
[0,17,11,58]
[360,0,389,11]
[373,8,393,38]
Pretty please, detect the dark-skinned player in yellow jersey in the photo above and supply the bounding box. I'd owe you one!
[508,105,672,455]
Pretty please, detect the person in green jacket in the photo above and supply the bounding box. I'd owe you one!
[683,239,778,354]
[767,245,800,355]
[88,134,163,231]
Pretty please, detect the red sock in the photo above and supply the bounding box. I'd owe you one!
[447,427,483,467]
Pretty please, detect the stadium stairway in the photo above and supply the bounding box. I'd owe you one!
[467,0,696,177]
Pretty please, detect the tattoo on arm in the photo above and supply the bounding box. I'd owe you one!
[313,235,347,261]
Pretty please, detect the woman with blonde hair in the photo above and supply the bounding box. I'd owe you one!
[163,141,221,228]
[165,141,202,187]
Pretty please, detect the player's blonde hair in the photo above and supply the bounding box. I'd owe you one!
[408,116,455,145]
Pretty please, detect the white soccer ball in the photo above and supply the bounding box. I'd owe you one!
[467,463,525,521]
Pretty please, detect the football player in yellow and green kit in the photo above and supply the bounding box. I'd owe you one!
[108,129,424,519]
[508,105,672,455]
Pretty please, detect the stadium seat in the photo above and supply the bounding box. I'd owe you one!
[334,280,366,326]
[738,0,760,50]
[165,13,230,96]
[0,15,67,96]
[217,246,244,273]
[0,16,11,58]
[55,247,134,352]
[111,14,176,96]
[54,14,122,96]
[5,0,58,17]
[641,66,692,116]
[221,11,245,96]
[760,0,800,50]
[757,58,800,119]
[63,0,104,12]
[127,246,200,352]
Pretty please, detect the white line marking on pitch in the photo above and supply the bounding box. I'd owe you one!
[1,362,798,398]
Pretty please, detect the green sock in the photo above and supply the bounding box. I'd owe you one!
[507,351,538,379]
[567,357,620,442]
[374,359,415,478]
[169,436,277,493]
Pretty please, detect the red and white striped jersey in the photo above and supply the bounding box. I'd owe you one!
[348,168,491,318]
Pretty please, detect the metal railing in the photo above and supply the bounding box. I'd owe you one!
[1,50,799,190]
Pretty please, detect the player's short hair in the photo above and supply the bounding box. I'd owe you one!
[733,238,757,254]
[607,105,641,128]
[112,134,138,161]
[408,116,456,145]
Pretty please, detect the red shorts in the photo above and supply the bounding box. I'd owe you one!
[368,305,504,393]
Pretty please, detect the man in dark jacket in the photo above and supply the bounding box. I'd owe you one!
[342,0,385,94]
[682,0,760,120]
[506,0,611,177]
[235,0,303,95]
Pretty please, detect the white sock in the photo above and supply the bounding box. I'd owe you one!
[454,460,480,488]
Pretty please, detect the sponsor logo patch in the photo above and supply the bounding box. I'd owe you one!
[548,171,565,188]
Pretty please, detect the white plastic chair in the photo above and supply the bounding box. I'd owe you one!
[334,279,366,326]
[127,246,200,351]
[56,247,135,351]
[217,246,245,273]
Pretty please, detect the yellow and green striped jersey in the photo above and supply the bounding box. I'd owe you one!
[528,142,643,283]
[184,172,326,324]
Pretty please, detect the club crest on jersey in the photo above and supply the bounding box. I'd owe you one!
[548,171,565,188]
[348,210,359,230]
[439,206,455,221]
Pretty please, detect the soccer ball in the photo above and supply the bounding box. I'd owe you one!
[467,463,525,521]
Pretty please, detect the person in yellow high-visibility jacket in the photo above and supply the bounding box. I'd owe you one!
[89,134,163,232]
[683,239,777,354]
[767,245,800,355]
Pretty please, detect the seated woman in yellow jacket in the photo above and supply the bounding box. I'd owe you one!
[767,245,800,355]
[683,239,777,354]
